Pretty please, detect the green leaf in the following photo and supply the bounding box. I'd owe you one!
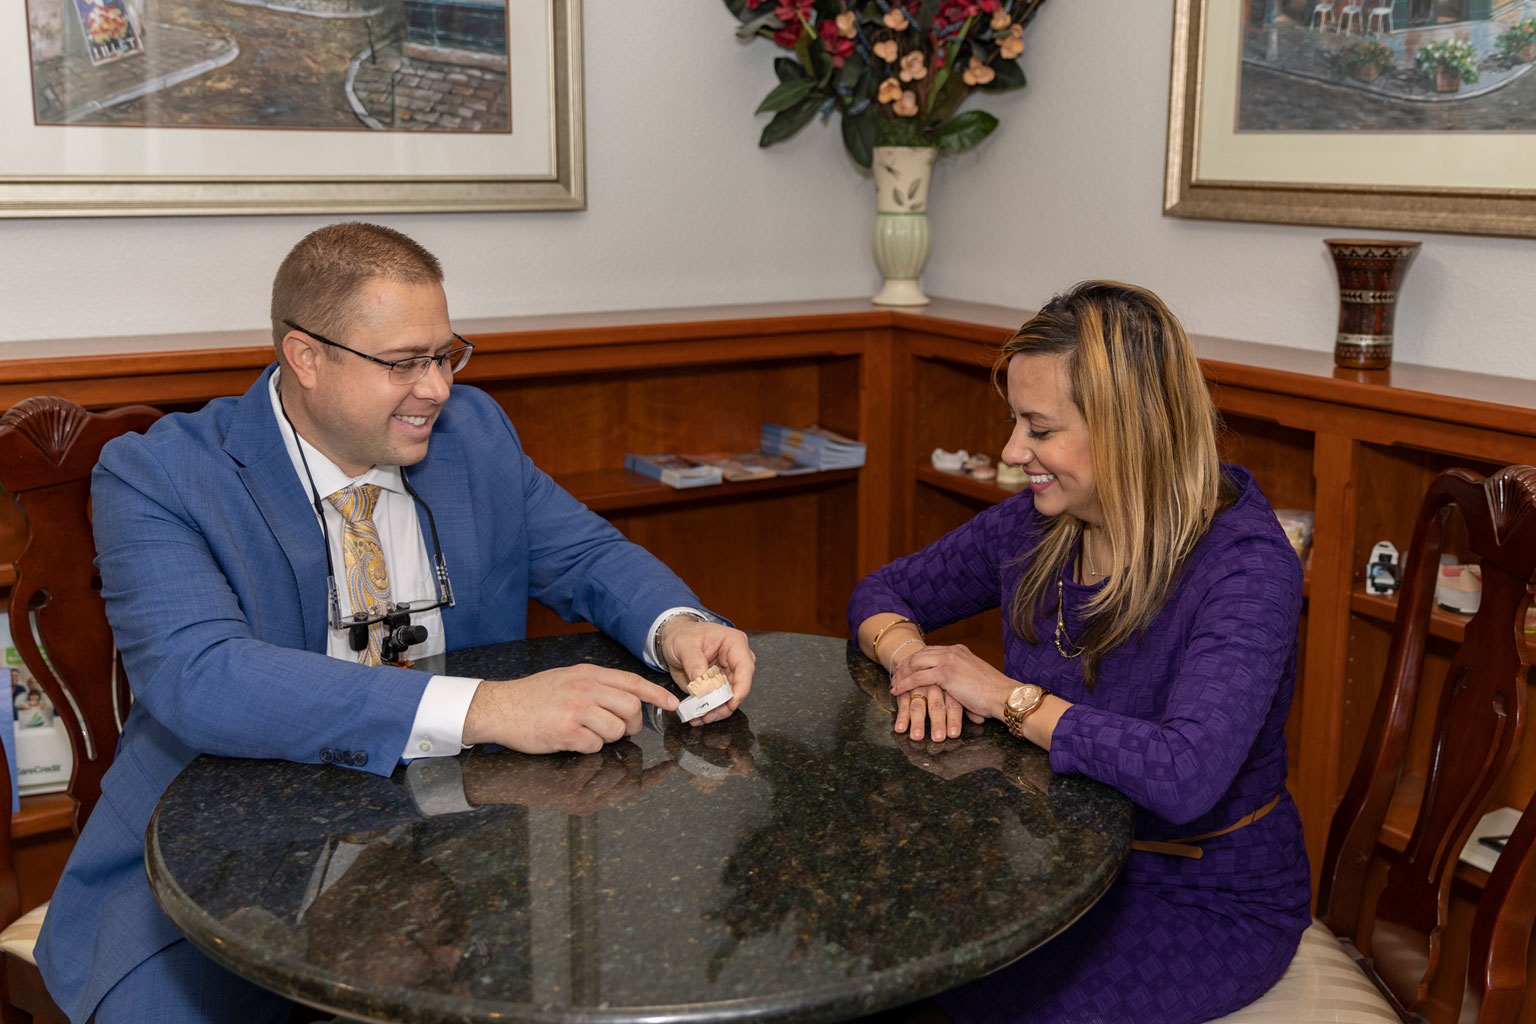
[837,60,863,89]
[980,58,1025,91]
[775,57,810,82]
[760,95,822,147]
[842,110,875,167]
[807,39,834,84]
[925,70,967,127]
[936,109,998,152]
[757,78,817,113]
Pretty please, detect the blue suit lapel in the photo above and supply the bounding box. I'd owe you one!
[404,431,479,649]
[223,366,331,654]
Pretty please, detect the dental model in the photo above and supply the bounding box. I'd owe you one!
[930,448,968,471]
[995,462,1028,487]
[679,664,733,722]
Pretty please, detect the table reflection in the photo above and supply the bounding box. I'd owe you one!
[148,632,1131,1024]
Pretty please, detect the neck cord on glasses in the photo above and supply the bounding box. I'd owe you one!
[276,386,454,636]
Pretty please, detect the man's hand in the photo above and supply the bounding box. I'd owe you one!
[461,664,678,753]
[656,618,755,725]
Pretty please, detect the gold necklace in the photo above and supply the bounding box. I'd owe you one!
[1084,533,1107,578]
[1054,577,1082,659]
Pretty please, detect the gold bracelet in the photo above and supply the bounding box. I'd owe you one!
[871,617,922,658]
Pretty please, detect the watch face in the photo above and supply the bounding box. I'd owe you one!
[1006,684,1039,712]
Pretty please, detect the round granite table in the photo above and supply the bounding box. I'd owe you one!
[146,632,1132,1024]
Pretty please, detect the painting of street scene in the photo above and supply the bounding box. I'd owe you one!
[1239,0,1536,130]
[25,0,510,132]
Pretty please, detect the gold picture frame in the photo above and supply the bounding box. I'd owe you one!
[1,0,584,217]
[1165,0,1536,238]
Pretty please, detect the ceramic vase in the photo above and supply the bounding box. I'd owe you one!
[871,146,936,306]
[1325,238,1421,370]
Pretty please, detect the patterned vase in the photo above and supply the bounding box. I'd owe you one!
[871,146,936,306]
[1325,239,1421,370]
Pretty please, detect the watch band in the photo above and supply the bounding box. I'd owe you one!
[1003,684,1049,739]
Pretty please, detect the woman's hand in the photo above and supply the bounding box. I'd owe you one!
[890,644,1015,726]
[892,683,965,741]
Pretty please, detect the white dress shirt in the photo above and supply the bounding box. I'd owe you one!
[268,370,709,763]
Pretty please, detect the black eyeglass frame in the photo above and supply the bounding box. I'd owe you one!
[282,319,474,384]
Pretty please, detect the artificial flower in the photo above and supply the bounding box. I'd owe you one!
[873,39,899,63]
[877,77,904,104]
[962,56,995,86]
[893,90,919,117]
[999,24,1024,59]
[836,11,857,38]
[884,8,910,30]
[991,9,1012,31]
[899,50,927,82]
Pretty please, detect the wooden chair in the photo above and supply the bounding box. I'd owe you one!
[1220,465,1536,1023]
[0,397,161,1023]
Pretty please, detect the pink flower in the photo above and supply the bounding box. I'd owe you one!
[772,20,802,47]
[962,56,995,85]
[873,39,899,63]
[899,50,926,81]
[877,76,903,103]
[893,89,919,116]
[818,19,856,65]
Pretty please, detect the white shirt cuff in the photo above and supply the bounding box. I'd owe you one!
[643,606,724,671]
[401,675,482,760]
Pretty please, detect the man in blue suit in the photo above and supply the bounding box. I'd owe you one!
[34,222,756,1024]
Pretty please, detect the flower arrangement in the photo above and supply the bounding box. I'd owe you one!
[1337,40,1393,81]
[723,0,1049,167]
[1496,17,1536,61]
[1414,38,1480,85]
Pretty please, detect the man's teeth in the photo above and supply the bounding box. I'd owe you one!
[396,415,428,426]
[1028,473,1054,484]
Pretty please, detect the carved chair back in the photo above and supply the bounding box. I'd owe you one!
[1316,465,1536,1022]
[0,397,162,837]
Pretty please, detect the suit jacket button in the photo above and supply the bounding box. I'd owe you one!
[352,750,368,767]
[320,749,334,764]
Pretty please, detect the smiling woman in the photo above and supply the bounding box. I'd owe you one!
[846,281,1310,1023]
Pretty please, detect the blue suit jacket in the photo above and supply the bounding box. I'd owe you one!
[35,366,704,1023]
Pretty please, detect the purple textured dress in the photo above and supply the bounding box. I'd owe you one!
[847,465,1311,1024]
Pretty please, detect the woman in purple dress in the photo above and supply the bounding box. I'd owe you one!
[849,282,1311,1024]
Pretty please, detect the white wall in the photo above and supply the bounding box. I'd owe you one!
[1,1,1532,381]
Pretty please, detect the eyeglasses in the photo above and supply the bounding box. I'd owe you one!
[283,319,474,385]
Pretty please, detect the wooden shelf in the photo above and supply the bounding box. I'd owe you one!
[555,467,859,514]
[1350,585,1473,643]
[915,465,1027,505]
[12,793,71,840]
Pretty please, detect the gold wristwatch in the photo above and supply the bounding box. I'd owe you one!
[1003,683,1049,739]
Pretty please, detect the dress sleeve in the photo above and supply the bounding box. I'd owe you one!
[1047,528,1302,824]
[846,492,1036,641]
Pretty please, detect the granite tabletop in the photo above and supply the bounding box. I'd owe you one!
[146,631,1132,1024]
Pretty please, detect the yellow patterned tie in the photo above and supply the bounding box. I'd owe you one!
[327,484,390,666]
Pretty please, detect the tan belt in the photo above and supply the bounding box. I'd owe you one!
[1129,795,1281,860]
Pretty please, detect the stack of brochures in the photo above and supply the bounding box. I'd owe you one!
[759,424,867,470]
[624,453,723,488]
[677,451,811,481]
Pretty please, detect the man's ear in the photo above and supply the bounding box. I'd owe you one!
[280,329,322,390]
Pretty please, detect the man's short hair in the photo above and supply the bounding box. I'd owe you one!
[270,222,444,361]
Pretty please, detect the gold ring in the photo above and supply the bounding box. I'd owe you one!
[909,694,927,705]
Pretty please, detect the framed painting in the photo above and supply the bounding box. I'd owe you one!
[1,0,584,217]
[1165,0,1536,238]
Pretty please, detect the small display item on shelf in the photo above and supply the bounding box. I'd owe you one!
[970,463,997,481]
[1364,540,1401,595]
[931,447,968,471]
[962,452,993,473]
[995,462,1028,487]
[1273,509,1314,561]
[1434,561,1482,615]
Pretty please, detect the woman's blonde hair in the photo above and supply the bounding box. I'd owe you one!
[997,281,1225,687]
